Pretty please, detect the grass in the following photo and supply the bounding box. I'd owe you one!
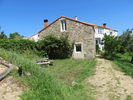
[46,59,97,99]
[0,48,97,100]
[103,52,133,78]
[47,59,96,84]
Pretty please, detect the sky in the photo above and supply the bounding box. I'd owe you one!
[0,0,133,38]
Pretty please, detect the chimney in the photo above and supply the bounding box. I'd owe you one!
[44,19,48,28]
[103,23,106,28]
[74,16,77,20]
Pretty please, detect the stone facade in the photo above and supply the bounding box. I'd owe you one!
[39,17,95,59]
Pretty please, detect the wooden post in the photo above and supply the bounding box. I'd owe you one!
[18,65,22,76]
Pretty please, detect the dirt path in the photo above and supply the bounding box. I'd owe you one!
[86,55,133,100]
[0,64,23,100]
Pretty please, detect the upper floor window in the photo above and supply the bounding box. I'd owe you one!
[110,32,113,36]
[98,27,104,34]
[61,20,67,31]
[38,35,39,37]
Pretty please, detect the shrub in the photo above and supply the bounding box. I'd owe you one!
[0,39,36,53]
[96,44,100,53]
[36,34,74,59]
[0,33,74,59]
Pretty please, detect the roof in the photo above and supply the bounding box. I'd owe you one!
[29,16,118,38]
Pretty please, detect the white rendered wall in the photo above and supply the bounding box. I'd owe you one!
[29,34,40,42]
[94,26,118,51]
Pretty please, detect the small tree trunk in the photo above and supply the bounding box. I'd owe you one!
[131,56,133,64]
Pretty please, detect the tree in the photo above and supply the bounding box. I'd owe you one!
[119,29,133,63]
[102,33,123,54]
[9,32,23,39]
[0,31,7,39]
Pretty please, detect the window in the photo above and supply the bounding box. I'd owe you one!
[110,32,113,36]
[98,27,104,34]
[38,35,39,37]
[61,20,67,31]
[75,44,82,53]
[96,40,98,44]
[96,39,100,44]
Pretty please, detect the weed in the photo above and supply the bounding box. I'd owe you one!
[126,95,132,100]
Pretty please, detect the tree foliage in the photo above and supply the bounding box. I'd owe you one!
[0,33,74,59]
[9,32,23,39]
[0,31,7,39]
[119,29,133,63]
[0,39,36,53]
[36,34,74,59]
[102,33,124,54]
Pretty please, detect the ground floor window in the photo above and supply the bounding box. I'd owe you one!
[96,40,98,44]
[75,44,82,53]
[95,39,100,44]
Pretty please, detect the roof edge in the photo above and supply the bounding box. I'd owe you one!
[29,16,118,38]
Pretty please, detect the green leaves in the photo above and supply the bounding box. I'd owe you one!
[9,32,23,39]
[102,33,124,54]
[119,29,133,56]
[0,31,7,39]
[96,44,100,53]
[0,33,74,59]
[0,39,36,53]
[36,33,74,59]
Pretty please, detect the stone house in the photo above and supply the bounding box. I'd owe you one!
[29,16,117,59]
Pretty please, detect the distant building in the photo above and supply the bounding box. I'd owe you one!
[23,36,28,39]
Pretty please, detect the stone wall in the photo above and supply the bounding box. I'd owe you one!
[39,18,95,59]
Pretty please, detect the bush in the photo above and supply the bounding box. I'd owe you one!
[0,39,36,53]
[36,34,74,59]
[96,44,100,53]
[0,34,74,59]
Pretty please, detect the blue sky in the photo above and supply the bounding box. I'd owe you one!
[0,0,133,37]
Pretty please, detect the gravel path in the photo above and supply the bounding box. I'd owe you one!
[86,55,133,100]
[0,64,23,100]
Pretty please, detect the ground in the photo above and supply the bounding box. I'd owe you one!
[85,55,133,100]
[1,55,133,100]
[0,64,23,100]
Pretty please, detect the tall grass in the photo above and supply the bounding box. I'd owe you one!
[0,48,97,100]
[0,48,68,100]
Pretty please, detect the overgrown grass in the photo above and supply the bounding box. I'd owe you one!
[103,52,133,78]
[0,48,97,100]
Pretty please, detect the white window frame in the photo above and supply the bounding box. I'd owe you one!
[95,39,100,44]
[98,27,104,34]
[110,32,113,36]
[75,44,82,53]
[61,20,67,31]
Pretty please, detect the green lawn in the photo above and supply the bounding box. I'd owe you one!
[103,52,133,78]
[0,48,97,100]
[47,59,97,99]
[47,59,96,84]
